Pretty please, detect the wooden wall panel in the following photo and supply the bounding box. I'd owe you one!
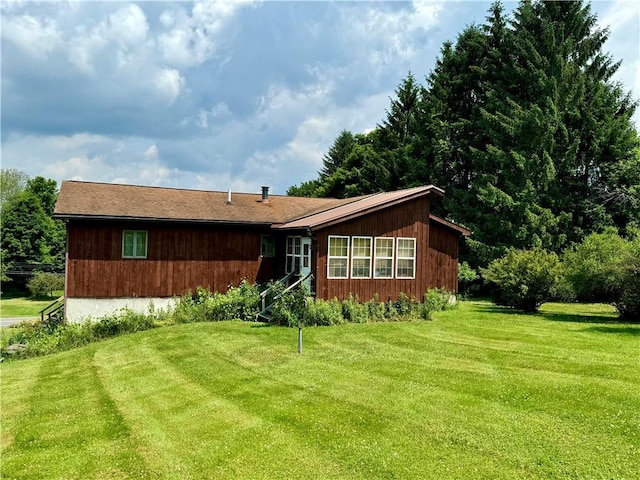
[427,225,459,292]
[66,222,268,298]
[314,197,461,302]
[314,197,431,302]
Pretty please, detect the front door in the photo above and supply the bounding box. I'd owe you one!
[286,236,313,290]
[300,237,312,282]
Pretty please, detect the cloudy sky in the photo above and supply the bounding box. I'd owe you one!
[1,0,638,195]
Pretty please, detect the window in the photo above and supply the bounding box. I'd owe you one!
[396,238,416,278]
[327,236,349,278]
[261,235,275,257]
[374,237,394,278]
[286,236,301,273]
[122,230,147,258]
[351,236,372,278]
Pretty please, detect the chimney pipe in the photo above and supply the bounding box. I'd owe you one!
[227,188,232,205]
[261,186,269,203]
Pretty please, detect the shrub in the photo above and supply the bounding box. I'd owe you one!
[563,228,639,320]
[0,308,156,360]
[394,292,419,317]
[341,295,369,323]
[482,247,563,312]
[302,298,344,326]
[27,271,64,298]
[172,281,260,323]
[270,283,308,327]
[458,262,479,296]
[365,295,387,322]
[422,288,457,319]
[92,308,155,338]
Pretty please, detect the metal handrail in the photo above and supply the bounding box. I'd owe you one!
[257,272,313,319]
[259,272,296,299]
[280,272,313,297]
[39,296,64,322]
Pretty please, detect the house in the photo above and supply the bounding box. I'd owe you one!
[54,181,470,322]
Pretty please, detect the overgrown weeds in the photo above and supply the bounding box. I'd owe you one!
[1,283,456,361]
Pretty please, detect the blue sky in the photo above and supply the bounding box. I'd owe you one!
[1,1,638,195]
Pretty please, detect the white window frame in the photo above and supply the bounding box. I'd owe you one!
[396,237,416,279]
[286,236,302,274]
[122,230,148,259]
[373,237,395,279]
[351,236,373,278]
[261,235,275,258]
[327,235,350,279]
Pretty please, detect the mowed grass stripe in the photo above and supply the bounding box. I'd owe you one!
[1,301,638,479]
[139,319,638,479]
[1,348,149,479]
[92,332,354,479]
[151,323,507,478]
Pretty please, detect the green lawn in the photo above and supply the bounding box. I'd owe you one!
[1,301,638,479]
[0,292,62,318]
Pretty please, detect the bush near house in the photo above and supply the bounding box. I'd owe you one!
[1,283,457,361]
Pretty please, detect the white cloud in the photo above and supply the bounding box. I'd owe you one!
[158,0,253,68]
[2,0,636,198]
[108,4,148,47]
[144,144,159,161]
[66,4,151,75]
[154,68,185,104]
[1,14,62,58]
[596,0,640,124]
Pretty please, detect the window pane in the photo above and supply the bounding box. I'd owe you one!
[123,232,134,257]
[397,259,415,278]
[328,258,348,278]
[329,237,348,257]
[351,258,371,278]
[374,258,393,278]
[352,237,371,257]
[135,231,147,257]
[397,239,415,258]
[261,236,275,257]
[375,238,393,257]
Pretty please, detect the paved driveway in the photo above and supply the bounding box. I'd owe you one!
[0,317,35,328]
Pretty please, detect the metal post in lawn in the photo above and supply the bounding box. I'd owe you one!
[297,324,302,354]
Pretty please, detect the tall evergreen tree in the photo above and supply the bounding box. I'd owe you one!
[289,0,639,269]
[319,130,356,180]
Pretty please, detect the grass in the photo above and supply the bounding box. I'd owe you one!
[1,300,638,479]
[0,291,63,318]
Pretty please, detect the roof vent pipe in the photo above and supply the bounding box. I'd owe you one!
[227,188,232,205]
[261,186,269,203]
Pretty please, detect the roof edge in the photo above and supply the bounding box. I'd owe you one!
[429,214,471,236]
[278,185,444,231]
[54,213,272,227]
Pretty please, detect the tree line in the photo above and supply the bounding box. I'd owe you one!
[288,0,639,269]
[1,170,65,287]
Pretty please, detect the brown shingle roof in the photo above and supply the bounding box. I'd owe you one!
[54,181,466,236]
[54,181,360,225]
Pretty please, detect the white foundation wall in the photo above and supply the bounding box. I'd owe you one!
[65,297,177,323]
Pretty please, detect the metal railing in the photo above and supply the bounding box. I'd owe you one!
[39,296,64,323]
[257,272,313,321]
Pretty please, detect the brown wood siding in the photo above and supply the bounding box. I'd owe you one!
[314,197,460,302]
[65,221,271,298]
[427,223,460,292]
[315,197,429,302]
